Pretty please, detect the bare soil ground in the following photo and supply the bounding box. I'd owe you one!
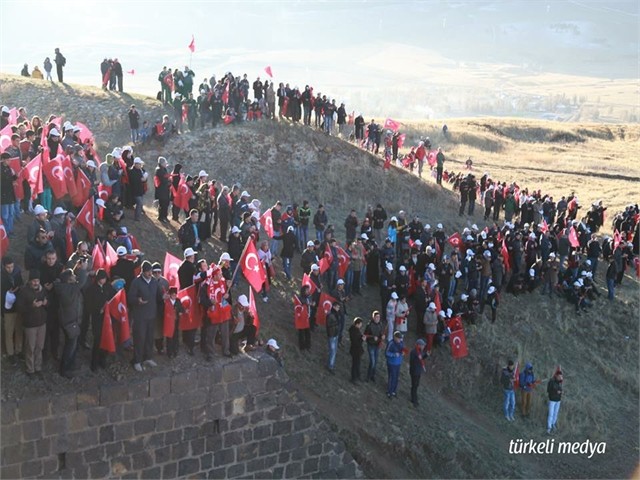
[1,75,638,479]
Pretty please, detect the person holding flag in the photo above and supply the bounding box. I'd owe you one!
[518,362,537,418]
[83,269,114,371]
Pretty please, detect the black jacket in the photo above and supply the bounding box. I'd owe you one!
[349,325,363,356]
[547,378,563,402]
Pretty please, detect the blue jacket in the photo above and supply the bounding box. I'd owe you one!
[519,365,536,392]
[385,339,404,366]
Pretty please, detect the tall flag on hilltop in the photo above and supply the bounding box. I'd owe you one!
[264,66,273,78]
[188,35,195,53]
[126,69,135,75]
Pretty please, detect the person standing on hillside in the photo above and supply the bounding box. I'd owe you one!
[349,317,364,383]
[501,360,516,421]
[128,104,140,143]
[113,58,123,92]
[436,147,445,186]
[364,310,385,382]
[385,331,404,399]
[546,368,563,434]
[409,338,428,407]
[518,362,536,418]
[54,48,66,83]
[154,156,170,223]
[43,57,53,81]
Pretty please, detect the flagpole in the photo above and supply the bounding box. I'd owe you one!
[189,51,192,69]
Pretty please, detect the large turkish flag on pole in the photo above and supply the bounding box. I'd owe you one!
[239,240,267,293]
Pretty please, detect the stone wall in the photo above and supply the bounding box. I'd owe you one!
[0,354,362,479]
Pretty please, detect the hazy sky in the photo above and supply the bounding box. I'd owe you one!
[1,0,637,115]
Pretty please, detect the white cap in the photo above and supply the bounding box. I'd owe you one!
[360,233,368,240]
[337,279,345,285]
[198,170,208,177]
[428,302,436,311]
[460,294,469,301]
[426,246,432,253]
[391,292,399,300]
[463,228,470,234]
[390,216,398,222]
[53,206,67,216]
[111,147,122,158]
[1,106,9,114]
[414,240,422,246]
[438,311,446,317]
[306,241,315,247]
[573,281,581,287]
[399,266,406,272]
[266,338,279,350]
[466,235,474,241]
[237,295,250,307]
[481,231,487,239]
[311,264,320,271]
[466,249,474,257]
[96,199,106,208]
[428,263,436,271]
[529,233,536,239]
[483,250,491,258]
[34,205,48,215]
[219,252,233,262]
[241,190,250,197]
[385,262,393,270]
[183,247,196,257]
[86,160,96,168]
[425,224,431,230]
[251,211,260,220]
[116,246,127,256]
[437,223,443,229]
[133,157,144,165]
[446,308,453,318]
[49,128,60,137]
[488,242,494,248]
[580,270,587,277]
[455,271,462,279]
[487,286,496,294]
[63,121,72,130]
[529,268,536,277]
[471,224,478,230]
[586,272,593,278]
[122,145,133,153]
[231,226,241,234]
[585,260,591,265]
[549,253,556,258]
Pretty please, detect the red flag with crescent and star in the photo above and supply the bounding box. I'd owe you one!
[264,66,273,78]
[173,175,192,211]
[0,218,9,256]
[188,35,195,53]
[335,244,350,279]
[301,273,316,295]
[315,292,336,326]
[76,197,94,240]
[293,294,309,330]
[24,154,43,198]
[163,252,182,288]
[91,242,106,272]
[108,289,131,344]
[42,155,67,199]
[450,328,468,359]
[568,226,580,248]
[99,308,116,353]
[240,240,267,293]
[260,208,274,238]
[447,232,463,250]
[178,285,202,331]
[383,118,401,132]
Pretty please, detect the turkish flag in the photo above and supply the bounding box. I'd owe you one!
[163,252,182,288]
[260,208,274,238]
[178,285,202,331]
[108,289,131,344]
[105,241,119,273]
[501,239,510,272]
[239,240,267,293]
[397,133,406,149]
[248,288,260,336]
[447,232,463,249]
[434,239,442,260]
[173,176,192,211]
[433,289,442,313]
[450,329,468,359]
[318,257,330,275]
[65,220,74,259]
[188,35,195,53]
[0,124,13,151]
[568,226,580,248]
[315,292,336,326]
[92,242,106,272]
[126,69,135,75]
[42,156,67,199]
[447,315,463,332]
[301,273,316,295]
[427,150,437,167]
[163,298,177,338]
[24,154,43,198]
[0,218,9,256]
[99,309,116,353]
[74,122,94,144]
[221,82,229,105]
[164,73,174,92]
[60,156,78,198]
[540,219,549,234]
[77,197,94,240]
[383,118,401,132]
[293,295,309,330]
[264,66,273,78]
[335,245,350,279]
[613,230,621,250]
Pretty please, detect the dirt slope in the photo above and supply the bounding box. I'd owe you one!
[1,75,638,479]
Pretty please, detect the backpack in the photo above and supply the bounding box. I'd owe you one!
[61,55,66,67]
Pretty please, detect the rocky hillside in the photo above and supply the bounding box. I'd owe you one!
[1,74,638,479]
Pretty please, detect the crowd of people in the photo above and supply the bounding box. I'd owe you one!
[20,48,65,82]
[1,76,638,428]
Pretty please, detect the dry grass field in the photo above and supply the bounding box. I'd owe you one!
[0,75,638,479]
